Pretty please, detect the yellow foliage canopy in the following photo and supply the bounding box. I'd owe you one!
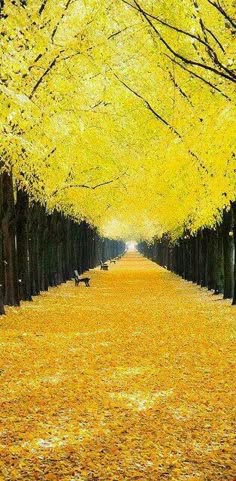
[0,0,235,239]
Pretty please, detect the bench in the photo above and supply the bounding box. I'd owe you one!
[74,270,90,287]
[100,261,109,271]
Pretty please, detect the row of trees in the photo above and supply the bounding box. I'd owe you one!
[1,0,235,300]
[1,1,235,242]
[0,170,124,315]
[139,205,236,305]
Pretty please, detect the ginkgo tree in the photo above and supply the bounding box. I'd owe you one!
[0,0,236,307]
[1,0,235,237]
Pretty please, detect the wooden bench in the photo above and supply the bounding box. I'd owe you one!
[100,261,109,271]
[74,270,90,287]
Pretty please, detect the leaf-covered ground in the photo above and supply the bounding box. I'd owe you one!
[0,253,235,481]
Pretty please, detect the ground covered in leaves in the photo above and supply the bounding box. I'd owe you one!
[0,253,235,481]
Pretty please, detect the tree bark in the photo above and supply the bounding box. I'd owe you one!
[16,187,32,301]
[222,208,234,299]
[231,202,236,304]
[0,173,5,314]
[2,171,20,306]
[28,203,41,296]
[213,226,224,294]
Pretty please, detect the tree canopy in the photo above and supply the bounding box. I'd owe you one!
[0,0,235,240]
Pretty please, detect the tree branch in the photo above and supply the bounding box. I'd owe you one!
[204,26,225,53]
[168,70,194,106]
[108,26,131,40]
[39,0,48,15]
[114,73,182,139]
[196,11,233,78]
[122,0,236,83]
[51,174,126,197]
[115,73,210,175]
[29,55,60,99]
[51,0,73,43]
[165,54,232,101]
[121,0,215,52]
[206,0,236,29]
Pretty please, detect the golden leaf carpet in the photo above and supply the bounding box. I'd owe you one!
[0,253,235,481]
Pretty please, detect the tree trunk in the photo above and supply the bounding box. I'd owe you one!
[0,173,5,314]
[214,226,224,295]
[28,203,41,296]
[200,230,208,288]
[222,208,234,299]
[231,202,236,304]
[41,206,49,291]
[16,187,32,301]
[207,230,215,290]
[2,171,20,306]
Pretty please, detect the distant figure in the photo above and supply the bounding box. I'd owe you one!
[126,241,137,252]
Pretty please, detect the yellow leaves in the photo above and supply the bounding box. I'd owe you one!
[0,1,236,240]
[0,253,235,479]
[44,474,58,481]
[186,478,204,481]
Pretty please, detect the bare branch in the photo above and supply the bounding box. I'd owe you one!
[46,147,57,160]
[168,70,194,106]
[29,55,60,99]
[206,0,236,29]
[121,0,215,51]
[114,73,181,139]
[51,0,73,43]
[204,26,225,53]
[122,0,236,83]
[165,54,232,101]
[108,26,131,40]
[51,173,127,197]
[196,11,233,78]
[39,0,48,15]
[115,73,211,175]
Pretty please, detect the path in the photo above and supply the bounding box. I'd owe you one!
[0,252,235,481]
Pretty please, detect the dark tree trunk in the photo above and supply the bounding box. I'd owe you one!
[64,217,73,281]
[200,230,208,288]
[39,205,49,292]
[0,173,5,314]
[55,212,63,285]
[231,202,236,305]
[196,232,202,285]
[222,208,234,299]
[47,212,58,287]
[214,226,224,295]
[2,171,20,306]
[207,230,215,290]
[16,187,32,301]
[28,203,41,296]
